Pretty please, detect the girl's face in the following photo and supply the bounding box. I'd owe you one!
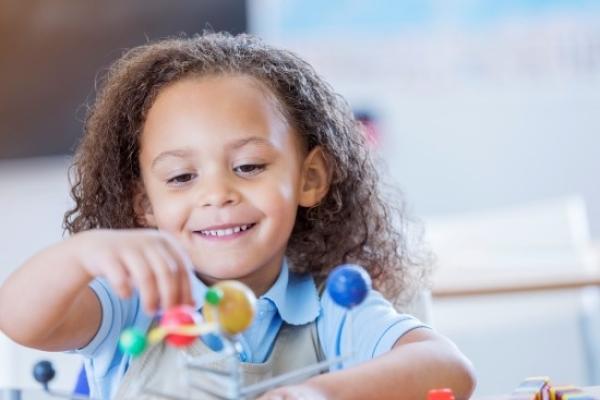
[138,75,326,294]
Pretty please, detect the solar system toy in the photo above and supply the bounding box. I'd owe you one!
[33,264,371,400]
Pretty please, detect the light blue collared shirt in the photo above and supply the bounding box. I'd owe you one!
[76,260,427,399]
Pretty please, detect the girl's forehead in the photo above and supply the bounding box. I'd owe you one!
[139,74,302,157]
[158,74,283,112]
[147,74,286,129]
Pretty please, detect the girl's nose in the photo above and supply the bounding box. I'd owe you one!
[198,175,241,208]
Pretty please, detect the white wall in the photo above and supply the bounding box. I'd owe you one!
[0,157,71,281]
[355,78,600,237]
[0,156,81,391]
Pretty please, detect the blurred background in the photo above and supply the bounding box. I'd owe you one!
[1,0,600,397]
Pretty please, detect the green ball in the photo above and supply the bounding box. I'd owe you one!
[205,287,224,305]
[119,328,147,357]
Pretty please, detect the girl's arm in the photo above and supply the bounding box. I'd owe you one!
[260,328,476,400]
[0,235,101,350]
[0,229,193,351]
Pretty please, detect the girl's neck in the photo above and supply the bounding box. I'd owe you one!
[193,255,284,298]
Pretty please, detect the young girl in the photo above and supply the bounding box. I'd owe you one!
[0,33,475,399]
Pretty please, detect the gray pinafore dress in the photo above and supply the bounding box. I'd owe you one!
[114,321,326,400]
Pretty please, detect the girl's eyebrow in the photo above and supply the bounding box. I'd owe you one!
[151,149,194,170]
[228,136,273,150]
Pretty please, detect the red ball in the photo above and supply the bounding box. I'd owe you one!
[160,305,196,347]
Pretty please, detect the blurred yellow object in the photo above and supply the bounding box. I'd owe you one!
[203,281,256,335]
[148,323,218,345]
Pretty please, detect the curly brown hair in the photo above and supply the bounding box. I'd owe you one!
[64,32,428,305]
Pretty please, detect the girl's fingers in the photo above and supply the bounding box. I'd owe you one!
[100,255,132,298]
[121,249,160,314]
[159,230,194,271]
[177,258,194,306]
[145,246,179,310]
[157,232,195,306]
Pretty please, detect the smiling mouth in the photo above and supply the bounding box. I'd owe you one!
[195,223,256,238]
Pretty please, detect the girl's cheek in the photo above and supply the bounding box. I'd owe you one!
[272,167,300,201]
[155,198,188,230]
[277,180,294,201]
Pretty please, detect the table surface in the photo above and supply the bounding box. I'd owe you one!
[431,269,600,298]
[1,389,55,400]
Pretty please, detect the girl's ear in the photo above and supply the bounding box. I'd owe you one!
[133,184,157,227]
[299,146,331,207]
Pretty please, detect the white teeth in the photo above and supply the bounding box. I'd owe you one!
[200,224,253,237]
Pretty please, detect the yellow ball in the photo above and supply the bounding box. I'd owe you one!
[203,281,256,335]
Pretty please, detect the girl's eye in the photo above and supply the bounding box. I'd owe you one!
[167,173,195,185]
[233,164,266,176]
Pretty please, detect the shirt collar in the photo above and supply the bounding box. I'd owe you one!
[262,258,320,325]
[188,258,320,326]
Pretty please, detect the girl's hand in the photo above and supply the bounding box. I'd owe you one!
[71,229,194,314]
[257,384,328,400]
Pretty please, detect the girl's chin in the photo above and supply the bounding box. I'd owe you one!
[192,267,254,283]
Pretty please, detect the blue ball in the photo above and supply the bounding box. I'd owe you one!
[201,332,224,352]
[326,264,372,309]
[33,360,55,384]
